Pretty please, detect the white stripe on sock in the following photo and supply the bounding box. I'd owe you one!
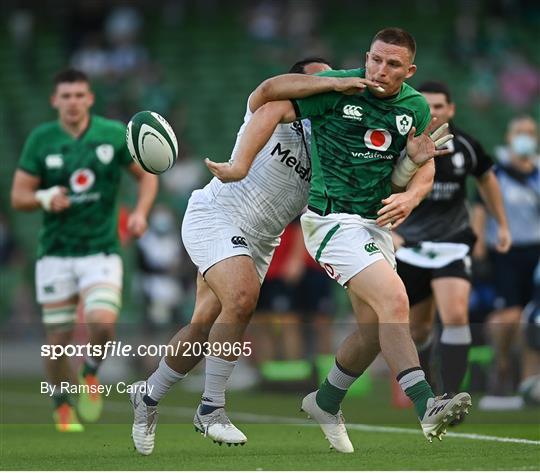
[398,369,426,392]
[327,361,358,390]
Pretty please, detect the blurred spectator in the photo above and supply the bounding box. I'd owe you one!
[71,33,109,79]
[7,9,35,76]
[136,205,184,330]
[247,0,281,41]
[474,115,540,405]
[498,51,540,110]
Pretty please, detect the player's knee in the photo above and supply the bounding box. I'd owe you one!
[225,287,259,320]
[43,303,78,334]
[387,291,410,323]
[83,285,121,323]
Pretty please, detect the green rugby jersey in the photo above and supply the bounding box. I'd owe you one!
[292,68,430,219]
[18,115,133,258]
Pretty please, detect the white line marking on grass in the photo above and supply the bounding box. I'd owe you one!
[3,391,539,446]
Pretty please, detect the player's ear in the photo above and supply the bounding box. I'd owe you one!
[405,63,416,79]
[50,92,58,110]
[365,51,369,65]
[88,91,95,108]
[448,102,456,120]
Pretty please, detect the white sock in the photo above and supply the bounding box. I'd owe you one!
[146,357,186,403]
[201,355,237,407]
[441,325,472,345]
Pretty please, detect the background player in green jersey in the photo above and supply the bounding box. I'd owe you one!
[10,69,158,432]
[209,28,471,451]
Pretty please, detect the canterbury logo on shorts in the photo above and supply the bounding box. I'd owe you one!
[364,242,380,254]
[231,236,248,248]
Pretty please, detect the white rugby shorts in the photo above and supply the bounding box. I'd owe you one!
[181,191,280,284]
[301,210,395,286]
[36,253,123,304]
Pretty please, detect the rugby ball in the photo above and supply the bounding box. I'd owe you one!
[126,111,178,174]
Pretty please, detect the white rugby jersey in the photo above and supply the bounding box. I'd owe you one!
[200,97,312,239]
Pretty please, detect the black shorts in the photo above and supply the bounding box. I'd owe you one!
[257,279,295,313]
[397,257,472,307]
[257,268,334,317]
[489,244,540,309]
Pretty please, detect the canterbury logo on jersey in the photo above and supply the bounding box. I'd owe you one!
[364,242,380,254]
[270,143,311,182]
[342,105,363,120]
[231,236,248,248]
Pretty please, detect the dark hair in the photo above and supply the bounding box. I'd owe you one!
[289,57,332,74]
[371,27,416,60]
[417,81,452,103]
[53,68,90,87]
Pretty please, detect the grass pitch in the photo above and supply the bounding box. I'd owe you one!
[1,378,539,470]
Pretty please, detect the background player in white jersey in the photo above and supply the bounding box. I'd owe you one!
[129,58,381,454]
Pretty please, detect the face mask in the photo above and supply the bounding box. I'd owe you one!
[151,214,173,234]
[510,134,537,157]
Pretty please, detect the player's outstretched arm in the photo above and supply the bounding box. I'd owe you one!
[126,163,159,237]
[248,74,381,112]
[377,160,434,228]
[476,170,511,253]
[206,100,296,183]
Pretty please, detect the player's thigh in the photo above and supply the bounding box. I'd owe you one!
[76,253,123,323]
[204,255,261,316]
[347,260,409,323]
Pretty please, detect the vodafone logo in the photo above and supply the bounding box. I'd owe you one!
[70,168,95,193]
[364,129,392,151]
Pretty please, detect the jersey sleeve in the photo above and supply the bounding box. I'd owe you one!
[315,68,364,78]
[414,96,431,136]
[470,137,494,177]
[18,130,43,176]
[291,92,343,119]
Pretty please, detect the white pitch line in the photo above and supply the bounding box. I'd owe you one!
[3,391,539,446]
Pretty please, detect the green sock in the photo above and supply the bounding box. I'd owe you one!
[405,379,435,418]
[315,378,347,415]
[52,392,71,408]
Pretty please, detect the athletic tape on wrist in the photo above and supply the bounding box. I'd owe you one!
[391,155,419,188]
[35,186,62,211]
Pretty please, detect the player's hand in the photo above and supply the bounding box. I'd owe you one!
[127,211,148,238]
[495,225,512,253]
[49,187,71,213]
[332,77,385,95]
[205,158,247,183]
[406,118,454,166]
[376,192,420,228]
